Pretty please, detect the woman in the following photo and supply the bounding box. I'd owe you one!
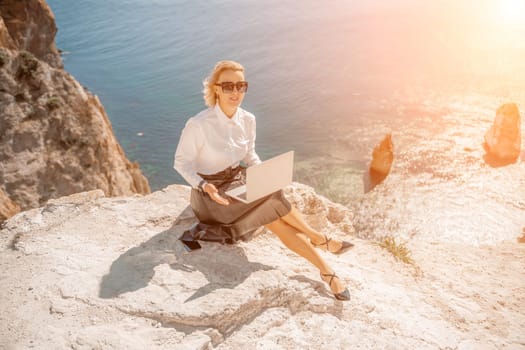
[174,60,353,301]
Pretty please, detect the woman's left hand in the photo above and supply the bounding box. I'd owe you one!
[203,183,230,205]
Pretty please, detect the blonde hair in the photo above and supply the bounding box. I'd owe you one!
[202,60,245,107]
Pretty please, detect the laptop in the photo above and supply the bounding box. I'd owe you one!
[226,151,294,203]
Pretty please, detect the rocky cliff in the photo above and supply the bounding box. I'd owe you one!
[0,186,19,220]
[0,0,150,213]
[0,0,62,68]
[0,183,523,349]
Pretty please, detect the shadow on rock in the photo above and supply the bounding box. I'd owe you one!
[99,205,274,302]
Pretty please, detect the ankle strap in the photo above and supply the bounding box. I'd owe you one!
[321,272,337,287]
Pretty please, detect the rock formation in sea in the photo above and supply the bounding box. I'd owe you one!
[364,133,394,193]
[0,0,150,216]
[483,103,522,166]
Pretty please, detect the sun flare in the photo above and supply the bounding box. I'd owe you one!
[500,0,525,23]
[479,0,525,49]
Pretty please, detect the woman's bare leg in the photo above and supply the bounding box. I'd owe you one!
[280,206,345,251]
[264,218,346,294]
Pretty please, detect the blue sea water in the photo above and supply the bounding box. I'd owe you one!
[46,0,524,204]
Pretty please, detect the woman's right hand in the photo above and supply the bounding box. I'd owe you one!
[203,183,230,205]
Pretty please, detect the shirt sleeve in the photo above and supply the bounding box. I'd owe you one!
[242,114,262,167]
[173,119,205,188]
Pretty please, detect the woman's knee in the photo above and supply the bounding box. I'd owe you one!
[264,218,285,232]
[265,219,301,239]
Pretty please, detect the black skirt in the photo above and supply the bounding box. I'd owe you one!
[181,165,292,244]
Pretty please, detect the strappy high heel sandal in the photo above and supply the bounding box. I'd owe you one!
[312,234,354,255]
[320,271,350,301]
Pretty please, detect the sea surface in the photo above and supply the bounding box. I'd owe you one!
[47,1,524,220]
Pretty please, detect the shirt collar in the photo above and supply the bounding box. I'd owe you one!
[214,104,241,125]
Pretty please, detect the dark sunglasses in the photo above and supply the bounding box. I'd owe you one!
[214,81,249,93]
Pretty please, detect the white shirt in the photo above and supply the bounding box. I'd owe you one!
[174,105,262,188]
